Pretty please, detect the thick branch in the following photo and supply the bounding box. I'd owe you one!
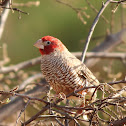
[85,29,126,67]
[0,1,10,40]
[85,52,126,60]
[0,51,126,74]
[0,56,41,74]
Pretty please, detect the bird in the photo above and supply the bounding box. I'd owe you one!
[34,36,99,106]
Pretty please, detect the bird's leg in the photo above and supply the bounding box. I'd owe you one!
[47,89,52,114]
[57,92,66,100]
[73,86,84,97]
[74,90,89,120]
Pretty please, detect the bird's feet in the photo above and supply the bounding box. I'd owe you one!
[51,92,66,102]
[58,92,66,100]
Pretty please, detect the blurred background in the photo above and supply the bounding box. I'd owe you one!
[0,0,126,125]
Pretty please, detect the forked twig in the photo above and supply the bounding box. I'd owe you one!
[16,100,30,126]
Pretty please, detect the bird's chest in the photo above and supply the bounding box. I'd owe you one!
[40,54,84,94]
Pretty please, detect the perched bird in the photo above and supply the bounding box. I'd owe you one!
[34,36,99,103]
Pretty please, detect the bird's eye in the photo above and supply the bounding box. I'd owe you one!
[46,41,51,45]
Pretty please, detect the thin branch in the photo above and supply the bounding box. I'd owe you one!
[81,0,111,62]
[107,79,126,85]
[0,90,49,104]
[54,105,94,111]
[51,111,64,126]
[110,0,126,4]
[21,104,51,126]
[0,6,29,15]
[16,100,30,126]
[85,0,109,23]
[56,0,89,24]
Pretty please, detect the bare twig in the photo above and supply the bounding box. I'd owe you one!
[0,90,49,104]
[51,111,64,126]
[54,105,94,111]
[16,100,30,126]
[56,0,89,24]
[85,0,109,23]
[110,0,126,4]
[81,0,111,63]
[0,6,29,15]
[107,79,126,85]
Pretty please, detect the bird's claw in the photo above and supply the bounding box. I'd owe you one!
[58,92,66,100]
[51,92,66,102]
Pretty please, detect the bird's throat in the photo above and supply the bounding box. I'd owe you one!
[39,49,45,55]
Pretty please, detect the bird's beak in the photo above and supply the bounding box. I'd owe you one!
[34,39,44,49]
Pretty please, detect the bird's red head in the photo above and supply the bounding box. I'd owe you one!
[34,36,65,55]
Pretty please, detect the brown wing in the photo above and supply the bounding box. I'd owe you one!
[78,64,99,86]
[67,54,99,87]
